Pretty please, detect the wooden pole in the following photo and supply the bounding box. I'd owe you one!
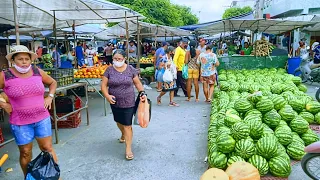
[72,20,77,68]
[125,11,130,61]
[136,16,140,68]
[6,33,12,67]
[12,0,20,45]
[53,10,58,68]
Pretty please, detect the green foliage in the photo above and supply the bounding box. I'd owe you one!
[222,6,253,19]
[107,0,199,26]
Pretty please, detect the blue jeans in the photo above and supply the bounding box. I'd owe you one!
[10,117,52,146]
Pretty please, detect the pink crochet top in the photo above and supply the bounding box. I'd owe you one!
[3,67,50,125]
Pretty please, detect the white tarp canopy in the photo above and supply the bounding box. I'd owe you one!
[1,0,144,29]
[277,15,320,32]
[94,21,192,40]
[196,19,318,35]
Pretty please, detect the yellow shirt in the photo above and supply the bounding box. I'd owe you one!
[173,46,186,71]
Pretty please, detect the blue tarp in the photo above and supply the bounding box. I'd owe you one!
[179,12,254,31]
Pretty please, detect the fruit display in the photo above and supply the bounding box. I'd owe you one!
[251,37,275,56]
[208,68,320,178]
[129,57,138,63]
[73,64,110,79]
[139,67,155,77]
[139,57,154,64]
[44,68,74,87]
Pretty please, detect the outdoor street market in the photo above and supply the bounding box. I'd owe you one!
[0,0,320,180]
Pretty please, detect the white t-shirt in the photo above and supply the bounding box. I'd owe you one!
[197,45,207,53]
[129,45,137,58]
[86,49,96,59]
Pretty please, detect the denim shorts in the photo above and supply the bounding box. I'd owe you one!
[10,117,52,146]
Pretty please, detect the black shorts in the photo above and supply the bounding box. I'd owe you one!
[110,105,135,126]
[104,55,113,64]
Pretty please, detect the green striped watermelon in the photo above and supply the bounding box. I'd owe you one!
[289,98,305,113]
[290,116,309,135]
[297,84,308,93]
[269,156,292,177]
[244,114,262,123]
[256,98,274,113]
[262,123,274,137]
[234,139,256,160]
[301,129,320,146]
[216,119,225,128]
[279,105,295,122]
[274,127,293,146]
[315,112,320,124]
[208,140,218,155]
[292,76,302,85]
[299,112,315,124]
[224,114,242,127]
[272,95,287,110]
[219,81,230,91]
[208,151,228,169]
[292,133,305,146]
[217,135,236,153]
[287,142,306,160]
[248,155,269,176]
[234,99,253,113]
[256,136,278,160]
[217,127,232,136]
[306,101,320,115]
[274,143,287,157]
[231,122,250,140]
[278,120,288,127]
[225,108,239,116]
[271,83,283,94]
[263,109,281,129]
[247,119,264,140]
[227,156,245,167]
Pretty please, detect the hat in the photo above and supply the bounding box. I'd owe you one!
[162,42,169,46]
[312,42,319,50]
[180,38,189,43]
[129,40,135,43]
[6,45,38,61]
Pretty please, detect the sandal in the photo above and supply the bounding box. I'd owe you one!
[119,138,125,143]
[169,102,180,107]
[125,153,134,160]
[185,98,191,102]
[157,89,162,92]
[207,99,212,103]
[157,96,161,105]
[195,99,200,102]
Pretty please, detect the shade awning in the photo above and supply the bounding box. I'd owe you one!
[1,0,144,29]
[196,19,318,35]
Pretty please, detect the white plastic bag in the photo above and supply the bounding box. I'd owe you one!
[163,69,174,83]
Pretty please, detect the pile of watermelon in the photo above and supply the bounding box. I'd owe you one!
[208,68,320,178]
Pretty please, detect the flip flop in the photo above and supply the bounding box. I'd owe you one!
[185,98,191,102]
[119,138,125,143]
[125,153,134,161]
[157,96,161,105]
[195,99,200,102]
[169,102,180,107]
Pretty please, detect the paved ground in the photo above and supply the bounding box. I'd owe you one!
[0,82,318,180]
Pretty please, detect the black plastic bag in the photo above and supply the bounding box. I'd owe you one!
[26,151,60,180]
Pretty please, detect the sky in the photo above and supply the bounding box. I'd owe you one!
[170,0,236,23]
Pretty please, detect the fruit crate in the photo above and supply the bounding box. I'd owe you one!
[43,68,74,87]
[0,128,4,148]
[51,111,81,129]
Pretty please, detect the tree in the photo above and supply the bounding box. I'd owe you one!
[222,6,253,19]
[107,0,199,27]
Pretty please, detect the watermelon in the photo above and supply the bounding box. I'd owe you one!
[208,151,228,169]
[248,155,269,176]
[244,114,262,123]
[301,129,320,146]
[220,81,230,91]
[292,76,302,85]
[215,119,225,128]
[306,101,320,115]
[278,120,287,127]
[292,133,305,146]
[227,156,245,167]
[263,109,281,129]
[289,99,305,113]
[272,95,286,110]
[298,84,308,93]
[286,142,306,160]
[256,98,274,113]
[256,136,278,160]
[234,139,255,159]
[274,127,293,146]
[269,156,291,177]
[315,112,320,124]
[262,123,274,136]
[278,105,295,122]
[224,114,242,127]
[290,116,309,134]
[299,112,315,124]
[208,141,218,154]
[275,143,287,157]
[225,108,239,116]
[247,119,264,140]
[217,135,236,153]
[247,92,263,104]
[231,122,250,140]
[245,109,262,118]
[234,99,253,113]
[217,127,232,136]
[271,83,283,94]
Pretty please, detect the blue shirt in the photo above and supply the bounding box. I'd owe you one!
[313,45,320,63]
[155,47,166,67]
[75,46,84,60]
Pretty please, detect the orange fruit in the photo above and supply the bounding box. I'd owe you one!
[80,75,84,78]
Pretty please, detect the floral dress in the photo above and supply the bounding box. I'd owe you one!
[160,55,177,92]
[41,54,53,68]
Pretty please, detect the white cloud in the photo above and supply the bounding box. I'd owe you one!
[171,0,234,23]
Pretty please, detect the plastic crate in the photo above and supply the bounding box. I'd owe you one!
[51,111,81,129]
[55,76,74,87]
[0,128,4,148]
[43,68,74,87]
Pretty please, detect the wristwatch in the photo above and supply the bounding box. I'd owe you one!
[48,94,54,98]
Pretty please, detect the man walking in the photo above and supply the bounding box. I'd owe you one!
[75,42,85,67]
[173,39,188,97]
[155,42,169,91]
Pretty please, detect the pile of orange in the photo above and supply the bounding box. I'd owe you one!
[74,64,110,79]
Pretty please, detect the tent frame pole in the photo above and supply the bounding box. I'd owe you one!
[12,0,20,45]
[53,10,58,68]
[125,11,130,61]
[6,32,12,67]
[73,20,77,68]
[136,16,140,68]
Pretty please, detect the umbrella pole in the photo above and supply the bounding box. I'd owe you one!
[125,11,130,61]
[12,0,20,45]
[137,16,140,68]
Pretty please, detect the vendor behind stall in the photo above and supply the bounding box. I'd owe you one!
[241,42,252,55]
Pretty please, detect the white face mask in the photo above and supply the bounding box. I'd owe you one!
[113,61,125,68]
[14,64,32,74]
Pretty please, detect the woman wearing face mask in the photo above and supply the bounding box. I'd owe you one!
[101,49,146,160]
[0,45,58,178]
[157,46,179,106]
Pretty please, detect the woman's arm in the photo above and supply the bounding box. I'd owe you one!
[184,51,190,64]
[101,76,115,104]
[133,76,144,92]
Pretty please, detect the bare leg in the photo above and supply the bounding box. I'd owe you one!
[36,136,58,163]
[123,125,133,159]
[193,78,200,101]
[203,81,209,101]
[116,123,125,141]
[18,143,33,177]
[169,90,174,102]
[208,84,215,101]
[186,78,192,101]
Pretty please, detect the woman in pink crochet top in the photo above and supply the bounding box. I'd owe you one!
[0,45,58,178]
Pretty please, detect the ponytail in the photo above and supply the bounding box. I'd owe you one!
[189,40,198,58]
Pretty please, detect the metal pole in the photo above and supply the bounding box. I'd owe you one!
[53,10,58,68]
[125,11,130,61]
[137,16,140,68]
[73,20,77,68]
[12,0,20,45]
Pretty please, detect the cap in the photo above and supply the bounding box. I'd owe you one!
[162,42,169,46]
